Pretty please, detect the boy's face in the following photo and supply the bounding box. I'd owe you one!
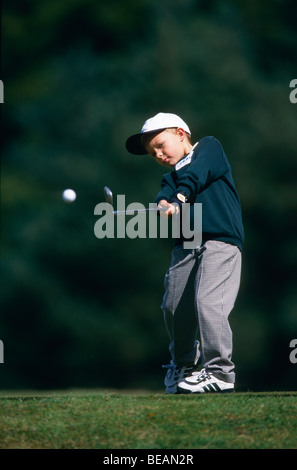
[144,128,190,167]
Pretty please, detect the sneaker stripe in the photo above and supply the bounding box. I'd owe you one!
[212,382,221,392]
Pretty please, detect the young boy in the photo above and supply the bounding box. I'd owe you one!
[126,113,244,394]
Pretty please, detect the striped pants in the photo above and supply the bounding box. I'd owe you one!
[161,240,242,383]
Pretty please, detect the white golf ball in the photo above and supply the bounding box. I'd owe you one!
[62,189,77,203]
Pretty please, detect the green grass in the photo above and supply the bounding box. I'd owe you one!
[0,390,296,449]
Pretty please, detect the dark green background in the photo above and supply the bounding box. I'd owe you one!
[1,0,297,391]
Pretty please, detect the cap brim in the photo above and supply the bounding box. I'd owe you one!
[125,133,147,155]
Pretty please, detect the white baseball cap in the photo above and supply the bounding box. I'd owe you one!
[126,112,191,155]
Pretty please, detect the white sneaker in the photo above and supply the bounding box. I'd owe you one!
[162,361,197,394]
[177,368,234,394]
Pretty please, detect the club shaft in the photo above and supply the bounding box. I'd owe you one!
[113,207,163,216]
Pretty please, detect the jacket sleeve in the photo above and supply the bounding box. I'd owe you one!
[175,137,230,200]
[154,172,177,204]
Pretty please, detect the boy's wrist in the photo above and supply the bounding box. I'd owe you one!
[169,191,188,207]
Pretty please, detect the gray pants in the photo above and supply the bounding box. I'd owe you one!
[161,240,242,383]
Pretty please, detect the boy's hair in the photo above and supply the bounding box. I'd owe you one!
[166,127,192,142]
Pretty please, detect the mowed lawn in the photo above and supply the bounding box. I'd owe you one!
[0,391,296,449]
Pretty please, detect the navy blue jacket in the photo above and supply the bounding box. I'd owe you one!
[154,136,244,250]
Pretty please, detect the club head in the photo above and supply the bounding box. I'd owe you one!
[104,186,113,207]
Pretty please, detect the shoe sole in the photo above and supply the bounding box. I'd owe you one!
[176,387,234,394]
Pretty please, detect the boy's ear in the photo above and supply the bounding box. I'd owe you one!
[176,127,186,140]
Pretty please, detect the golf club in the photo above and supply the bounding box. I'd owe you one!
[104,186,164,216]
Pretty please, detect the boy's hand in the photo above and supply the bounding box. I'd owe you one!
[158,200,180,217]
